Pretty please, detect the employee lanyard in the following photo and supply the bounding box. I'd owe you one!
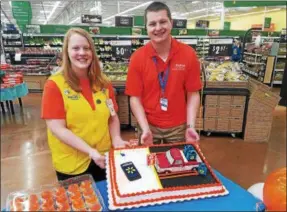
[152,57,170,97]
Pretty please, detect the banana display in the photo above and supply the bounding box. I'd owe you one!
[103,62,128,81]
[205,61,248,82]
[103,62,128,72]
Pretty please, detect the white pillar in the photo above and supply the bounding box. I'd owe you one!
[220,4,225,29]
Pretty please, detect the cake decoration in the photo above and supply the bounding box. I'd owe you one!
[106,142,229,210]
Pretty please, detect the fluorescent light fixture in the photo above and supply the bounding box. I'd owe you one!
[226,8,281,18]
[103,1,153,21]
[191,1,200,4]
[9,1,11,7]
[188,13,220,20]
[44,1,60,24]
[182,5,222,16]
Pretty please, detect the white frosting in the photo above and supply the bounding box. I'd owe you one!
[106,148,229,210]
[113,148,162,195]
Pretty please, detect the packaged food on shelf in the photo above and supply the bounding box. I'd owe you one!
[274,72,283,81]
[6,174,106,212]
[275,62,286,69]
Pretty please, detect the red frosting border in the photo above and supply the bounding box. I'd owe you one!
[110,142,224,198]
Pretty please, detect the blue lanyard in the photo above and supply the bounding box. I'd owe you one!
[152,57,170,96]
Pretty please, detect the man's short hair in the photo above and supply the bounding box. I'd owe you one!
[144,1,172,24]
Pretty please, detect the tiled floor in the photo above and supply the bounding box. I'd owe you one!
[1,93,286,208]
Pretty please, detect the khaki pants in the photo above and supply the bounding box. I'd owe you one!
[137,123,186,144]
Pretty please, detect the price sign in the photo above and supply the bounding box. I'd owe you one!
[111,40,132,60]
[177,39,197,49]
[208,38,233,56]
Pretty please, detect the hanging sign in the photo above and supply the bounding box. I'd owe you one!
[208,38,233,56]
[81,15,102,24]
[110,40,132,59]
[115,16,133,27]
[173,19,187,28]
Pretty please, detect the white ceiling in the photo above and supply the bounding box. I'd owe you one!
[0,0,285,27]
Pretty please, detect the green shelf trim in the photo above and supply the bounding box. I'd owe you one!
[20,24,281,38]
[224,1,286,7]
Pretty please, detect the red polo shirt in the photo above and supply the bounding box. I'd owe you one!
[125,38,202,128]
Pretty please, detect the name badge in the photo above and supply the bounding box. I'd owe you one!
[106,99,116,116]
[160,98,168,111]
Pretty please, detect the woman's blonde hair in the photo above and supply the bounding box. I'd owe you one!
[60,28,109,92]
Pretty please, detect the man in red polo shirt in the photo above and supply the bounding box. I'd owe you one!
[125,2,202,145]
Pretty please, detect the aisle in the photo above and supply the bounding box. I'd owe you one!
[1,93,286,208]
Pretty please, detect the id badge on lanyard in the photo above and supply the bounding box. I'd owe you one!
[152,57,170,111]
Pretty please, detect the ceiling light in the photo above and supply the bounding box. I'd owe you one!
[226,8,281,18]
[182,5,222,16]
[44,1,60,24]
[188,13,220,20]
[191,1,200,4]
[103,1,153,21]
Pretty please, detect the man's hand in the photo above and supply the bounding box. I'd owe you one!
[89,149,106,169]
[112,136,130,148]
[185,128,200,142]
[141,130,153,145]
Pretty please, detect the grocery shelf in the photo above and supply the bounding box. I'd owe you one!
[242,68,259,77]
[243,52,263,57]
[277,55,286,58]
[275,69,285,72]
[243,60,265,65]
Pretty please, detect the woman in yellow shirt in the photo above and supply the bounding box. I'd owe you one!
[41,28,129,182]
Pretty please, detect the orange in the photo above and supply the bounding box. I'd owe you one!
[89,203,102,211]
[263,167,286,211]
[41,190,53,199]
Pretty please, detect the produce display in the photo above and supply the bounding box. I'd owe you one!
[23,37,63,47]
[278,43,286,55]
[103,62,128,72]
[274,72,284,81]
[276,62,286,69]
[6,175,106,211]
[205,61,248,82]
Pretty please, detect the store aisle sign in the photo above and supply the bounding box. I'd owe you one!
[81,15,102,24]
[209,38,233,56]
[195,20,209,29]
[264,17,272,29]
[173,19,187,28]
[115,16,133,27]
[110,40,132,59]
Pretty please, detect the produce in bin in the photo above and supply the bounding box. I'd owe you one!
[205,61,248,82]
[6,174,106,211]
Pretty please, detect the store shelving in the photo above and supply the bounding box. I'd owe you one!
[271,32,286,87]
[241,35,279,84]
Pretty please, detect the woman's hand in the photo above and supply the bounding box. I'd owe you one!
[112,136,130,148]
[89,149,106,169]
